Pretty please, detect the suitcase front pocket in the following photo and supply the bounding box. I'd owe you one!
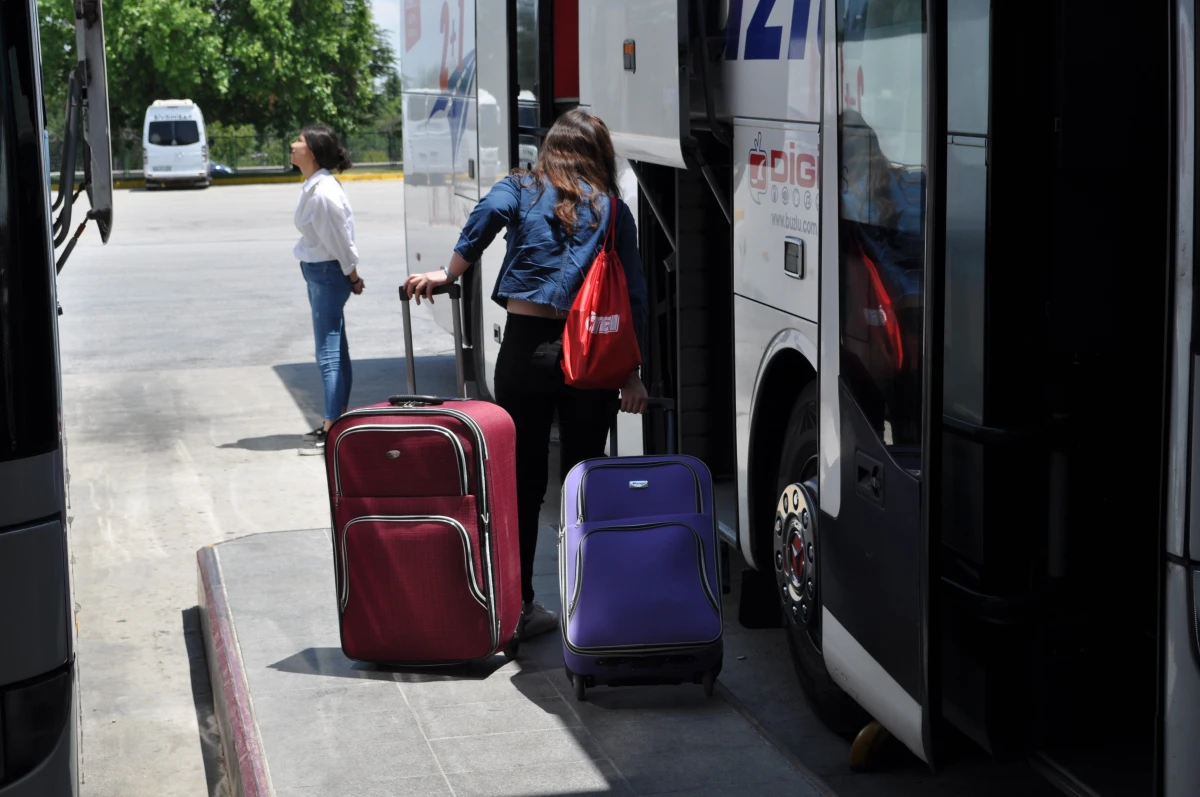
[334,425,470,498]
[565,521,721,653]
[340,515,493,662]
[576,461,702,523]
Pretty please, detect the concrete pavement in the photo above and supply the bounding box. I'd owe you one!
[57,181,428,796]
[57,182,1063,797]
[199,524,831,797]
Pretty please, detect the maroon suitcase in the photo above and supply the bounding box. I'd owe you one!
[324,284,521,665]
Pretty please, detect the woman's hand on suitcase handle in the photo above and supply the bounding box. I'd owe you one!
[404,255,468,305]
[620,371,648,414]
[403,270,450,305]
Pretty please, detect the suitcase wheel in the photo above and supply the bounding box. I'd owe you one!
[702,670,716,698]
[503,639,520,661]
[573,673,587,702]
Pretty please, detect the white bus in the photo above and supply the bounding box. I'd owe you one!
[142,99,209,189]
[399,1,1200,794]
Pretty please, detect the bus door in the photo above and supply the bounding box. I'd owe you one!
[813,0,945,765]
[474,0,574,399]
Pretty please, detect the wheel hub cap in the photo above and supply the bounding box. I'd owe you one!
[774,483,817,630]
[786,526,805,588]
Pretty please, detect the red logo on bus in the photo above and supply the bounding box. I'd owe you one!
[749,134,819,205]
[405,0,421,52]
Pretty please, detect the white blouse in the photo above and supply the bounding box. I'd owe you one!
[293,169,360,276]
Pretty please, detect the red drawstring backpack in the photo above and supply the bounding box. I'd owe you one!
[560,196,642,389]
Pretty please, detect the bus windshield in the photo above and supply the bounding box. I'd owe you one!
[147,120,200,146]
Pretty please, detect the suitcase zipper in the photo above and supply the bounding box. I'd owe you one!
[575,461,703,525]
[339,514,490,623]
[566,521,721,621]
[333,425,469,497]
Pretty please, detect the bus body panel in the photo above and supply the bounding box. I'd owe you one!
[0,451,64,529]
[580,0,826,165]
[822,605,924,759]
[717,0,823,125]
[0,519,71,686]
[401,0,482,343]
[1172,0,1195,560]
[474,0,513,401]
[732,120,820,325]
[733,301,818,567]
[817,0,842,520]
[1162,563,1200,796]
[942,135,986,428]
[401,0,476,97]
[579,0,688,168]
[817,0,932,764]
[1,676,78,797]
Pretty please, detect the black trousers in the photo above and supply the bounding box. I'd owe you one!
[493,314,618,603]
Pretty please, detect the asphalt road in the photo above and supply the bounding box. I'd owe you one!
[57,180,436,796]
[56,181,1061,797]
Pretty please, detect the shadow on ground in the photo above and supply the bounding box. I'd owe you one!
[268,646,521,684]
[218,434,309,452]
[217,356,459,451]
[274,355,459,429]
[182,607,231,797]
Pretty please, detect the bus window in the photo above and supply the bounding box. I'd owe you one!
[837,0,926,449]
[147,120,200,146]
[516,0,539,127]
[947,0,989,136]
[0,0,58,463]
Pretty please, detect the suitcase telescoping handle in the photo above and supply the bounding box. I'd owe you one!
[609,397,677,456]
[398,283,467,399]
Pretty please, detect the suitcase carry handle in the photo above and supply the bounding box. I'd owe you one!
[398,283,467,399]
[398,284,462,302]
[387,395,445,406]
[609,397,677,456]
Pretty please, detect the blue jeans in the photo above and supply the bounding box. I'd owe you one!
[301,260,353,422]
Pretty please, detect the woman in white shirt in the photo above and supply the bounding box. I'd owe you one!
[290,125,363,455]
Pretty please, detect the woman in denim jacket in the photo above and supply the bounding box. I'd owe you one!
[404,109,648,639]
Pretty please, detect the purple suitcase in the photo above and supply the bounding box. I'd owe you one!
[558,401,723,701]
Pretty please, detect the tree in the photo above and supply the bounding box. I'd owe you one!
[37,0,75,134]
[207,0,382,134]
[368,28,403,133]
[38,0,393,140]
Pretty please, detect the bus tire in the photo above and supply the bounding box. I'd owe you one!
[775,383,871,740]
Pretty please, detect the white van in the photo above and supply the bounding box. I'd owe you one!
[142,99,209,188]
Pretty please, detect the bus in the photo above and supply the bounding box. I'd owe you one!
[0,0,113,794]
[142,99,210,189]
[399,0,1197,794]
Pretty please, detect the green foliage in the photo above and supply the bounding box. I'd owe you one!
[38,0,402,141]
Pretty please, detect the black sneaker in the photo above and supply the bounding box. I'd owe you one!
[303,425,324,439]
[299,428,327,456]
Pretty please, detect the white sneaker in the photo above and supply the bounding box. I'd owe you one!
[520,601,559,639]
[298,429,327,456]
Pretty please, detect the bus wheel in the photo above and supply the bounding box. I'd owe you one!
[774,386,870,740]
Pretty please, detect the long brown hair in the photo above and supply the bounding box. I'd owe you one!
[514,108,619,235]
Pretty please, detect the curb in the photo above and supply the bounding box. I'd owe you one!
[715,682,840,797]
[66,172,405,190]
[197,545,273,797]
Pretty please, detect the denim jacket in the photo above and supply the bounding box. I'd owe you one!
[453,175,648,353]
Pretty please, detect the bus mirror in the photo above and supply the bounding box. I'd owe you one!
[54,0,113,274]
[75,0,113,243]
